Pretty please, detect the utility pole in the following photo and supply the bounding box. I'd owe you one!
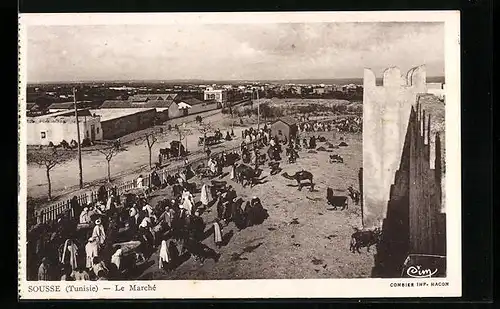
[258,89,261,130]
[73,87,84,189]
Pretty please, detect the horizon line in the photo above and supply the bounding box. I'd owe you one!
[27,75,445,85]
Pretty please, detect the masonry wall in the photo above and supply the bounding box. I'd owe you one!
[26,116,102,145]
[186,102,219,116]
[362,65,427,228]
[100,109,156,140]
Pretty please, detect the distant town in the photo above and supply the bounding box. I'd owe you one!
[26,79,368,114]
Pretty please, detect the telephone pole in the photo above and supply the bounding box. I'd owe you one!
[73,87,84,189]
[256,89,260,130]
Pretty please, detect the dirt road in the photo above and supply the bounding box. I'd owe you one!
[27,112,249,200]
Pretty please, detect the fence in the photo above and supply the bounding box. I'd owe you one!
[28,137,264,228]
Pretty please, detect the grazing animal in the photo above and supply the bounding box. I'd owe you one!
[224,152,241,167]
[281,170,314,191]
[326,188,348,210]
[329,154,344,163]
[236,164,261,188]
[347,185,360,205]
[350,228,382,253]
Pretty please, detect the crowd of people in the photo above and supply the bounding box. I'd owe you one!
[30,116,357,282]
[298,116,362,133]
[28,130,277,282]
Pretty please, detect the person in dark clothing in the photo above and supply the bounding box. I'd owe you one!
[189,211,206,242]
[309,136,316,149]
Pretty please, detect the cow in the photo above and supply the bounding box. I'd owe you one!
[349,228,382,253]
[326,188,348,210]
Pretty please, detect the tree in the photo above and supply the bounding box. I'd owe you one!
[197,121,213,149]
[175,125,191,156]
[27,148,74,201]
[97,143,122,182]
[136,130,158,169]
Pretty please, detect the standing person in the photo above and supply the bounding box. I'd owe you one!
[136,175,144,189]
[158,240,171,271]
[200,183,211,209]
[60,239,79,271]
[190,211,205,241]
[181,188,195,215]
[213,220,223,249]
[253,149,260,170]
[230,163,237,181]
[92,218,106,248]
[85,237,99,269]
[79,207,91,225]
[37,257,50,281]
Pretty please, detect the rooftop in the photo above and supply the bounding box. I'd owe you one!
[273,116,298,126]
[100,100,176,109]
[89,108,156,122]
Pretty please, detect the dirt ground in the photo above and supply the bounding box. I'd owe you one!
[27,112,249,201]
[136,131,373,280]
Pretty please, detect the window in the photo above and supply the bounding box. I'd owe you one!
[40,131,46,139]
[278,130,283,135]
[97,127,100,134]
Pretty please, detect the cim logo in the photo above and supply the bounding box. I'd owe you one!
[406,265,438,278]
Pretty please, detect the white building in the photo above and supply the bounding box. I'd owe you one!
[426,82,446,100]
[26,109,103,146]
[203,87,228,105]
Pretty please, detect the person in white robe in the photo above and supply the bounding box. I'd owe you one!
[79,207,91,224]
[142,203,155,218]
[105,195,113,211]
[136,175,144,189]
[60,239,79,271]
[181,189,195,215]
[129,207,140,226]
[200,184,210,207]
[179,171,187,183]
[92,219,106,247]
[85,237,99,269]
[230,164,236,180]
[213,221,223,248]
[111,248,123,271]
[158,240,171,270]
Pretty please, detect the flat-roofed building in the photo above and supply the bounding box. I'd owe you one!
[27,109,103,145]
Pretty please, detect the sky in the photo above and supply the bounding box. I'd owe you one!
[26,22,445,82]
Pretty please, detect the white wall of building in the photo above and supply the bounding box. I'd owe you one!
[204,89,227,103]
[27,116,103,145]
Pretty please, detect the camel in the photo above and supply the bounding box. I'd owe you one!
[236,164,262,188]
[281,170,314,191]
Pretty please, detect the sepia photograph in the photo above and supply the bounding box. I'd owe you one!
[18,12,461,299]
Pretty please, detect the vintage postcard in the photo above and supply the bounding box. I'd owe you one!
[18,11,461,299]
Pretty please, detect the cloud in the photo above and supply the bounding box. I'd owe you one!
[26,22,444,82]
